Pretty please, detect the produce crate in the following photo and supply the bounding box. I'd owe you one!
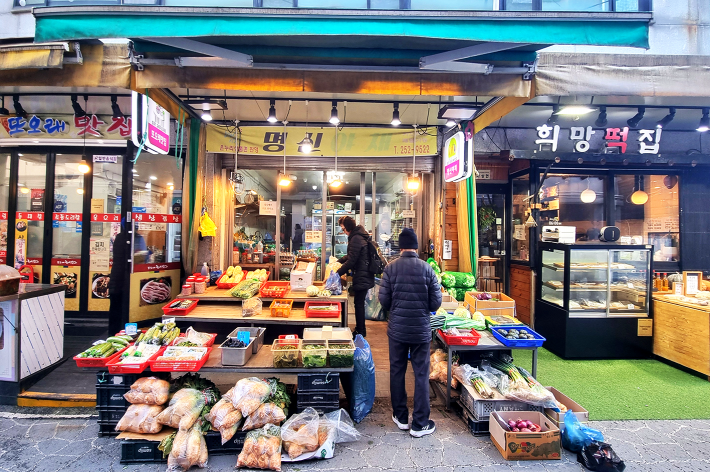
[304,301,342,318]
[216,272,246,289]
[454,401,490,436]
[98,423,120,437]
[96,371,139,387]
[271,339,300,368]
[96,406,126,425]
[489,325,546,348]
[169,333,218,347]
[74,345,130,368]
[259,281,291,298]
[106,347,165,374]
[464,291,516,318]
[327,341,355,368]
[297,373,340,392]
[149,347,212,372]
[295,402,340,415]
[205,430,248,455]
[161,299,199,316]
[460,384,543,420]
[301,341,328,369]
[297,390,339,404]
[96,385,130,409]
[269,299,293,318]
[120,439,166,464]
[437,328,482,346]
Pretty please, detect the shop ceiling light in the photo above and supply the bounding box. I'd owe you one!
[557,105,596,116]
[267,99,278,123]
[76,188,84,195]
[111,95,123,119]
[329,101,340,125]
[391,103,401,126]
[580,178,596,203]
[20,187,30,194]
[278,173,291,186]
[547,106,560,125]
[13,95,28,119]
[329,178,342,188]
[300,136,313,154]
[70,94,86,118]
[201,103,213,122]
[697,109,710,132]
[0,97,9,116]
[330,127,342,188]
[594,106,608,128]
[312,185,317,190]
[631,189,649,205]
[627,107,645,129]
[656,108,676,129]
[168,184,174,190]
[445,119,456,128]
[78,163,91,174]
[150,175,157,180]
[437,104,478,121]
[407,174,420,191]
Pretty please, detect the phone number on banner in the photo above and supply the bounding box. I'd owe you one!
[133,214,181,223]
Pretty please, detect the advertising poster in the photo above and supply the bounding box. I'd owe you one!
[14,218,27,269]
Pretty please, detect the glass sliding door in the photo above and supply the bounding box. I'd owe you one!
[15,154,46,282]
[0,153,10,266]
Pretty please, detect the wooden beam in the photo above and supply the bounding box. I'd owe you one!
[17,392,96,408]
[473,82,536,133]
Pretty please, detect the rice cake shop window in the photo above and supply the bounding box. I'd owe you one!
[614,174,679,263]
[0,154,10,266]
[129,154,183,323]
[512,176,531,262]
[15,154,46,282]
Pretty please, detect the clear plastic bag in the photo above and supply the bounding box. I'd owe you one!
[281,407,320,459]
[352,335,375,423]
[242,403,286,431]
[231,377,272,417]
[236,424,282,471]
[453,364,499,399]
[184,327,213,346]
[562,410,604,453]
[167,423,209,471]
[157,388,206,431]
[206,394,244,443]
[115,404,164,434]
[123,377,170,405]
[322,409,361,443]
[325,270,343,295]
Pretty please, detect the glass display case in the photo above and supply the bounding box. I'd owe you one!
[539,243,651,318]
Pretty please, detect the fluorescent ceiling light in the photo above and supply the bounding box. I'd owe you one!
[556,105,596,115]
[438,104,478,121]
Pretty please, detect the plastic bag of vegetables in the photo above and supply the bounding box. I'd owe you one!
[242,403,286,431]
[206,389,244,444]
[236,424,283,471]
[229,278,262,299]
[324,270,343,295]
[488,357,557,409]
[231,377,273,417]
[322,409,361,444]
[115,404,164,434]
[157,388,207,431]
[280,407,320,459]
[441,271,476,288]
[123,377,170,405]
[167,422,209,471]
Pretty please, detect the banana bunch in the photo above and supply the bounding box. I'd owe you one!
[136,322,180,346]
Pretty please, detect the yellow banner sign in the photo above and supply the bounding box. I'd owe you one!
[206,125,437,157]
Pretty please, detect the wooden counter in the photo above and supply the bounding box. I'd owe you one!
[178,285,346,303]
[652,295,710,378]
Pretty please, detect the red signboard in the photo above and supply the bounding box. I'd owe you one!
[51,258,81,266]
[16,212,44,221]
[26,258,42,265]
[134,262,181,273]
[132,213,181,224]
[91,213,121,222]
[0,212,7,220]
[52,213,82,222]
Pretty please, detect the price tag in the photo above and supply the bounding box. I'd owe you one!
[284,335,296,340]
[236,331,251,345]
[164,317,175,324]
[125,323,138,336]
[627,304,635,310]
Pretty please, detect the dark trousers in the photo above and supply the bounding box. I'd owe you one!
[389,337,430,430]
[353,289,367,336]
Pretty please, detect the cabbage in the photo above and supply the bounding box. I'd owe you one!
[318,289,332,298]
[306,285,320,297]
[470,311,486,330]
[452,307,471,319]
[435,308,448,317]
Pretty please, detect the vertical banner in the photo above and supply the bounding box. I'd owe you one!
[14,219,27,269]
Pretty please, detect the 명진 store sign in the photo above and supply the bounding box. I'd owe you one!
[443,132,473,182]
[131,91,171,155]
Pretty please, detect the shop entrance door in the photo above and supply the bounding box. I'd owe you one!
[476,184,507,293]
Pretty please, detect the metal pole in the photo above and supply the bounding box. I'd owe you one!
[321,171,327,280]
[360,172,366,228]
[372,172,377,246]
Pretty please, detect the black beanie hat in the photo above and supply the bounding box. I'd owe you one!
[399,228,418,250]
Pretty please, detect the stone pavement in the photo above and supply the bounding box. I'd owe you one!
[2,399,710,472]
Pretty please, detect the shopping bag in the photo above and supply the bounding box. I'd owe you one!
[577,441,626,471]
[324,270,343,295]
[199,212,217,238]
[364,280,386,321]
[351,335,375,424]
[562,409,604,452]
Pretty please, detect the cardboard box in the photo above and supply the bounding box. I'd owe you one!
[290,262,316,291]
[489,411,561,461]
[544,387,589,427]
[440,294,460,311]
[464,291,516,318]
[303,327,352,341]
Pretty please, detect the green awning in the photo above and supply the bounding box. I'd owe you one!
[35,14,650,49]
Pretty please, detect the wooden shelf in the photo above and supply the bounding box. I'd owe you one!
[196,344,354,373]
[177,285,347,303]
[164,304,341,326]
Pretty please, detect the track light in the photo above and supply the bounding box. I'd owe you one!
[267,100,278,123]
[445,119,456,128]
[300,136,313,154]
[697,109,710,132]
[329,101,340,125]
[557,105,596,116]
[111,95,123,119]
[627,107,645,129]
[547,105,559,125]
[70,95,85,118]
[391,103,401,126]
[656,107,676,129]
[13,95,28,119]
[0,97,9,116]
[595,106,608,128]
[201,103,212,122]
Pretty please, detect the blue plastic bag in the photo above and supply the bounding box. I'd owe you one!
[325,270,343,295]
[364,279,386,321]
[562,409,604,452]
[351,334,375,423]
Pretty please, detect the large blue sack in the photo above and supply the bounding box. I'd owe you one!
[561,409,604,452]
[351,334,375,423]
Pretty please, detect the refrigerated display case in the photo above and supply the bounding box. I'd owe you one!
[535,242,653,359]
[311,209,355,260]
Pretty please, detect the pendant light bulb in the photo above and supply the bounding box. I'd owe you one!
[407,174,420,191]
[78,163,91,174]
[330,178,342,188]
[201,103,212,122]
[267,100,278,123]
[278,174,291,186]
[391,103,401,126]
[580,189,596,203]
[329,101,340,125]
[300,136,313,154]
[631,190,649,205]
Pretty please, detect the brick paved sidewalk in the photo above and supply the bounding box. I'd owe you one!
[1,399,709,472]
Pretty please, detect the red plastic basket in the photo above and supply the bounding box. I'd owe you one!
[169,333,217,347]
[216,272,246,289]
[259,281,291,298]
[162,299,199,316]
[304,301,342,318]
[74,345,130,368]
[437,329,482,346]
[106,347,165,374]
[149,347,212,372]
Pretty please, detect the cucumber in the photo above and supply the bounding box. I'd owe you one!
[107,336,129,346]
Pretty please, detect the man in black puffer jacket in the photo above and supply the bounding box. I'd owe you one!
[337,216,375,337]
[379,228,441,438]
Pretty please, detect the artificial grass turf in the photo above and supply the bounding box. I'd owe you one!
[512,348,710,421]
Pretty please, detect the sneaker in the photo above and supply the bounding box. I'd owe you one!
[392,415,409,431]
[410,420,436,438]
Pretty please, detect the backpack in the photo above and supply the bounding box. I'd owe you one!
[365,239,387,275]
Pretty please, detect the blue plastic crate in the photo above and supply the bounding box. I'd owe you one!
[489,325,545,348]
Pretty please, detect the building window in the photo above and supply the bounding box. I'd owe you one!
[539,174,606,242]
[614,174,679,262]
[512,175,530,262]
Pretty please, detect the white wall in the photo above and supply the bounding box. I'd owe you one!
[0,0,35,41]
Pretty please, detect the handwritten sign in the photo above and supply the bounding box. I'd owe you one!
[402,210,415,219]
[259,201,277,216]
[305,231,322,243]
[443,240,452,260]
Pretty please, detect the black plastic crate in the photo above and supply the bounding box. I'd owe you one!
[296,401,340,415]
[297,373,340,392]
[96,371,139,388]
[120,439,166,464]
[297,390,339,404]
[204,430,248,455]
[455,400,490,436]
[96,406,126,425]
[98,423,120,437]
[96,385,130,409]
